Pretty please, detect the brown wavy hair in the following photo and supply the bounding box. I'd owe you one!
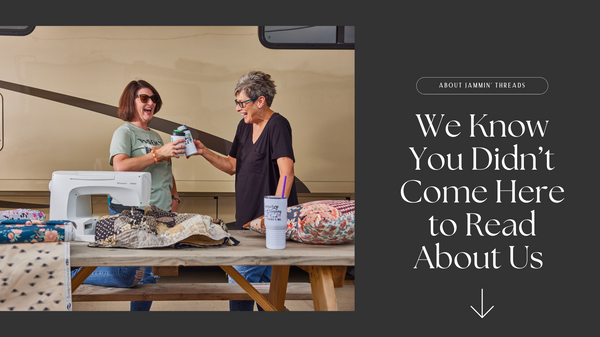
[117,80,163,121]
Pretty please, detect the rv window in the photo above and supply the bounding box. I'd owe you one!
[0,26,35,36]
[259,26,354,49]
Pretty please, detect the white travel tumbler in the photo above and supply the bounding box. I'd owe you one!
[263,196,287,249]
[171,130,186,158]
[177,125,198,156]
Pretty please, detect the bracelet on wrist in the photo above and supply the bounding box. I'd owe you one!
[151,148,158,164]
[172,195,181,204]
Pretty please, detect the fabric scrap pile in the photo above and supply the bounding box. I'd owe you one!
[89,204,238,249]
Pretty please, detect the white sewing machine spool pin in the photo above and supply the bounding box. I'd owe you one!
[48,171,151,242]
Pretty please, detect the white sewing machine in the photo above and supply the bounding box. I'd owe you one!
[48,171,151,242]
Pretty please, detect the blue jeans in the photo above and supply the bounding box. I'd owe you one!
[71,266,158,311]
[70,202,158,311]
[228,265,272,311]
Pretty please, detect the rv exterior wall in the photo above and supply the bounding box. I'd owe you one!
[0,26,354,199]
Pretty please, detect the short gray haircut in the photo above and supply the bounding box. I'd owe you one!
[234,71,277,107]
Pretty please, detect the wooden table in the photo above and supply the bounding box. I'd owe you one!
[69,230,355,311]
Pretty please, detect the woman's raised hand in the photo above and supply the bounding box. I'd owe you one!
[153,139,186,160]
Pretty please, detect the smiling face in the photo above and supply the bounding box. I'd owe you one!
[131,87,155,128]
[236,92,258,124]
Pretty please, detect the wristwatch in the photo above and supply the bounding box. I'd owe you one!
[172,195,181,204]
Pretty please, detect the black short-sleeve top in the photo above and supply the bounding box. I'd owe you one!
[229,113,299,229]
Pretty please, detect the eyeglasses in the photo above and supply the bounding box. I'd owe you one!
[137,94,158,104]
[234,96,258,108]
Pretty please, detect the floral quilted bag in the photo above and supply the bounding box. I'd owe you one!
[244,200,355,245]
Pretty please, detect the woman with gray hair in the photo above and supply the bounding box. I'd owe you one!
[192,70,298,311]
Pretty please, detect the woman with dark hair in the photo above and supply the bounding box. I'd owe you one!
[109,79,184,214]
[71,79,185,311]
[192,71,298,311]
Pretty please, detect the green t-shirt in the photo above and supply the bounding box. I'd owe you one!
[109,123,173,211]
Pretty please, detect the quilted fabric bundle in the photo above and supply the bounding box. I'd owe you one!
[0,242,72,311]
[0,220,75,244]
[88,205,237,249]
[0,209,45,222]
[244,200,355,245]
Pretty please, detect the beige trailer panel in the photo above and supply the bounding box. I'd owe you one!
[0,26,354,195]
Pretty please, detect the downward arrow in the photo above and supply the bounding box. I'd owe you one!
[470,288,494,318]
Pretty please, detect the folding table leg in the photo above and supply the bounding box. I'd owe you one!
[71,266,97,292]
[220,265,277,311]
[268,265,290,311]
[308,266,338,311]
